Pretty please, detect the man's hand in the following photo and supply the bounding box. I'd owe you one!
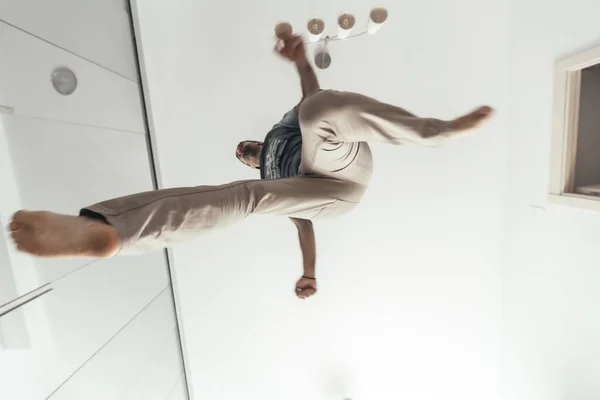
[295,276,317,299]
[274,35,307,63]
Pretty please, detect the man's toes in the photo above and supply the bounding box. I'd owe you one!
[10,231,23,248]
[9,220,22,232]
[12,210,26,219]
[11,210,31,226]
[475,106,494,117]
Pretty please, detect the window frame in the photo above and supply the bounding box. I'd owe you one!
[549,44,600,212]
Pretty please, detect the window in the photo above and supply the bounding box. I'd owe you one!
[549,45,600,212]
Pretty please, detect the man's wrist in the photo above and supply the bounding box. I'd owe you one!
[295,58,310,69]
[302,267,315,279]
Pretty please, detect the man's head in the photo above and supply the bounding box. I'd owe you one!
[236,140,263,169]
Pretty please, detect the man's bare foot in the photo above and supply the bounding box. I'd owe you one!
[449,106,494,132]
[9,210,120,258]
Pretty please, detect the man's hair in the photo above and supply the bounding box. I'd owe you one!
[236,141,261,169]
[235,149,244,163]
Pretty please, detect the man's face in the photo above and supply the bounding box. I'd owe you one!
[236,141,263,169]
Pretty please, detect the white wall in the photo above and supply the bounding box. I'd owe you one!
[0,3,187,399]
[0,0,137,80]
[504,0,600,399]
[135,0,508,399]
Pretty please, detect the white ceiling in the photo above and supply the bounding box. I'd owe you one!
[133,0,508,399]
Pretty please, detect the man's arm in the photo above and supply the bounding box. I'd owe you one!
[290,217,316,278]
[290,217,318,299]
[295,58,320,99]
[275,35,320,107]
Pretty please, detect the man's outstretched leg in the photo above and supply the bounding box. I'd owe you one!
[8,176,359,258]
[298,90,494,146]
[10,211,120,258]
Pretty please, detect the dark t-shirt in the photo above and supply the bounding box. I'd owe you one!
[260,108,302,180]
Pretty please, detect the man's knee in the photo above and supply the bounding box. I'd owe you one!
[298,90,343,126]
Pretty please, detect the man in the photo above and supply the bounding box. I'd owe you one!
[9,35,493,299]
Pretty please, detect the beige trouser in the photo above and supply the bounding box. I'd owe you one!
[84,90,453,253]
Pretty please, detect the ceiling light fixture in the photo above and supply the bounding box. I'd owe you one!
[302,6,388,45]
[314,37,332,70]
[367,6,388,35]
[337,12,356,39]
[307,17,325,42]
[275,6,388,70]
[51,66,78,96]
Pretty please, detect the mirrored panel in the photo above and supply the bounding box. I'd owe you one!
[0,1,189,398]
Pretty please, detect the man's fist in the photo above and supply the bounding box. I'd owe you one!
[295,276,317,299]
[275,35,307,63]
